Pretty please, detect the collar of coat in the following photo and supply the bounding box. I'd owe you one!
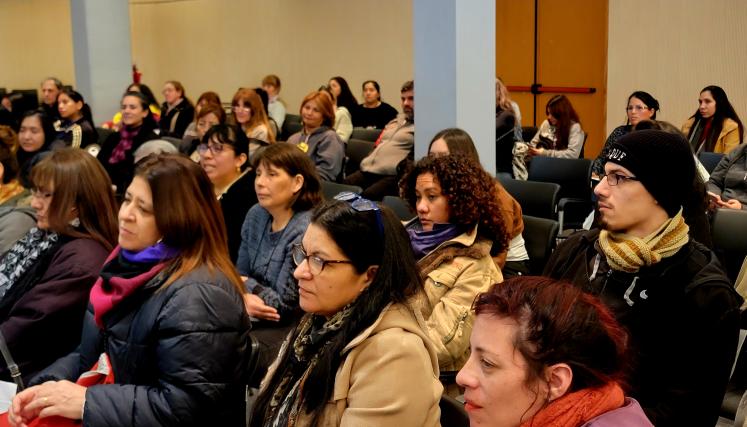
[415,224,493,278]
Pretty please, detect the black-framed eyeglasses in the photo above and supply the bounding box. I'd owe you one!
[334,191,384,236]
[197,142,227,154]
[291,243,352,275]
[600,173,639,186]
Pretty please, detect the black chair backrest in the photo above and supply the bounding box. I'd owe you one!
[321,181,362,200]
[345,138,375,176]
[439,394,469,427]
[95,127,114,146]
[522,214,560,275]
[521,126,538,142]
[350,128,382,142]
[712,208,747,281]
[528,156,592,201]
[279,114,303,141]
[498,177,560,220]
[381,196,415,221]
[699,151,726,174]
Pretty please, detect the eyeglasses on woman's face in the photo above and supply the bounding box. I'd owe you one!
[291,243,352,275]
[197,142,230,155]
[626,105,649,112]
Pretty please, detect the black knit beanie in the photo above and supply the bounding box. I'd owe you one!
[604,129,695,218]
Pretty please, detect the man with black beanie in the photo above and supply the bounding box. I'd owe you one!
[544,130,742,426]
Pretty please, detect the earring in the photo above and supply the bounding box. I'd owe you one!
[69,217,81,227]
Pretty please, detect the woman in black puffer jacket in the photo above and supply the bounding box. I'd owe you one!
[9,154,252,427]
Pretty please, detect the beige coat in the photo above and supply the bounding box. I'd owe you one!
[415,225,503,372]
[682,117,741,154]
[260,303,442,427]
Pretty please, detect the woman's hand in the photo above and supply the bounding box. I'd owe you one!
[527,146,544,157]
[8,381,86,426]
[242,293,280,321]
[722,198,743,210]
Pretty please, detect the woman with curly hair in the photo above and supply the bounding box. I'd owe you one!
[400,154,508,390]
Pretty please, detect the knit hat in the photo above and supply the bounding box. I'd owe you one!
[604,129,695,217]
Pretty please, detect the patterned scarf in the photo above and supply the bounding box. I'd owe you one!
[520,382,625,427]
[266,304,354,427]
[109,125,141,164]
[0,180,25,205]
[89,244,178,328]
[598,208,689,273]
[0,227,59,299]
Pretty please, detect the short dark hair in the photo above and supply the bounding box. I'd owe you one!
[401,80,414,93]
[41,77,63,89]
[251,142,323,212]
[202,124,250,170]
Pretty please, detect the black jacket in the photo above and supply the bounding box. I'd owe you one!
[544,229,742,427]
[97,126,158,196]
[220,170,258,262]
[159,100,194,138]
[33,266,252,426]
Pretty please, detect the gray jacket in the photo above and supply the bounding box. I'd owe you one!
[0,206,35,256]
[360,114,414,175]
[707,143,747,209]
[287,127,345,181]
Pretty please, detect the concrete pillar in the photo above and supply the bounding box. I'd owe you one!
[70,0,132,125]
[413,0,496,172]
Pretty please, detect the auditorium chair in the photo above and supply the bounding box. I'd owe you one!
[699,151,726,174]
[521,215,559,275]
[344,138,375,177]
[528,157,593,232]
[279,114,302,141]
[350,128,382,142]
[711,208,747,282]
[497,176,560,220]
[381,196,415,221]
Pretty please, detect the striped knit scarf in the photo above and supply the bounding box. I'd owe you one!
[598,208,689,273]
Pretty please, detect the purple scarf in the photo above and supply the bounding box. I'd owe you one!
[121,241,180,263]
[408,222,463,259]
[109,125,141,164]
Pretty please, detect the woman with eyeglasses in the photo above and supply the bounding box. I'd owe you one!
[195,124,255,262]
[97,91,159,196]
[0,149,118,383]
[592,91,660,178]
[287,91,346,182]
[158,80,194,138]
[180,91,222,156]
[9,154,251,426]
[682,85,744,154]
[399,154,508,393]
[528,95,585,159]
[236,142,322,384]
[249,195,441,426]
[231,88,275,149]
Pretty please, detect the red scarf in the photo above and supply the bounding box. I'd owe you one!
[520,382,625,427]
[89,247,168,328]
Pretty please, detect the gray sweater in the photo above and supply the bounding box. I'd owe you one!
[287,127,345,181]
[707,144,747,209]
[235,205,311,319]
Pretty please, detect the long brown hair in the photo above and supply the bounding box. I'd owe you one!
[133,154,244,291]
[546,95,580,150]
[232,88,275,142]
[30,148,118,251]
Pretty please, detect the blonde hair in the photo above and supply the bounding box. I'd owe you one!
[495,77,514,112]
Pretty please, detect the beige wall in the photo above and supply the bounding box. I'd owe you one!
[0,0,75,93]
[129,0,412,114]
[607,0,747,137]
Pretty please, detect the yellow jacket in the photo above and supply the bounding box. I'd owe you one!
[415,224,503,373]
[682,117,742,154]
[260,303,442,427]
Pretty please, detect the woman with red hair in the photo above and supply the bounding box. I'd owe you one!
[287,91,345,181]
[457,276,653,427]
